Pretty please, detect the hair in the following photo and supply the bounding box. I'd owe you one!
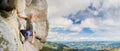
[28,13,34,22]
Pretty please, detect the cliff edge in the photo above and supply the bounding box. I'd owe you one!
[0,0,48,51]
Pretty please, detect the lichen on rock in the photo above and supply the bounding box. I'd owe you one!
[0,36,9,51]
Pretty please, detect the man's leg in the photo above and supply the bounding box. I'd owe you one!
[20,30,29,43]
[20,30,26,37]
[35,36,46,43]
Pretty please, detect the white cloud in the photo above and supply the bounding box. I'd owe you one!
[49,17,73,29]
[47,31,120,41]
[102,0,120,9]
[47,0,120,41]
[47,0,91,18]
[81,18,97,28]
[47,31,96,41]
[69,25,82,32]
[69,18,97,32]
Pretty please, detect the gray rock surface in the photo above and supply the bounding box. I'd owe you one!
[0,0,48,51]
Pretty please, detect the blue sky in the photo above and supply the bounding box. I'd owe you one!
[46,0,120,41]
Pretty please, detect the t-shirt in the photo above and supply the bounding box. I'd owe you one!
[25,18,33,32]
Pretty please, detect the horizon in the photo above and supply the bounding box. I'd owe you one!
[46,0,120,41]
[47,40,120,42]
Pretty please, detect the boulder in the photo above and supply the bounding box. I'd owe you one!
[0,0,48,51]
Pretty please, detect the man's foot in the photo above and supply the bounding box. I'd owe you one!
[29,41,32,44]
[29,41,34,44]
[40,39,46,43]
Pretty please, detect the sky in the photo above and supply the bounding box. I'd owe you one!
[46,0,120,41]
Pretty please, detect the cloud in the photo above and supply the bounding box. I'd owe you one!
[49,17,73,29]
[102,0,120,9]
[47,0,91,18]
[47,0,120,41]
[47,31,95,41]
[47,31,120,41]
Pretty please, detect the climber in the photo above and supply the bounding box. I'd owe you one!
[18,12,35,44]
[17,12,46,44]
[16,0,46,44]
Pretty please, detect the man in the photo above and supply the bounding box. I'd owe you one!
[17,0,46,44]
[18,13,35,44]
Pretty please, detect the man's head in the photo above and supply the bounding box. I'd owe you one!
[28,13,34,22]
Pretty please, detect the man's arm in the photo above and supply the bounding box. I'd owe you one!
[17,13,26,19]
[17,9,27,19]
[30,32,35,44]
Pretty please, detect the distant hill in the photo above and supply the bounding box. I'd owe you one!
[41,41,120,51]
[40,41,71,51]
[41,41,98,51]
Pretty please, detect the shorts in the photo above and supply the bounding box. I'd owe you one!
[20,30,32,41]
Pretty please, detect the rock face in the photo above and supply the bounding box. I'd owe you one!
[0,0,48,51]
